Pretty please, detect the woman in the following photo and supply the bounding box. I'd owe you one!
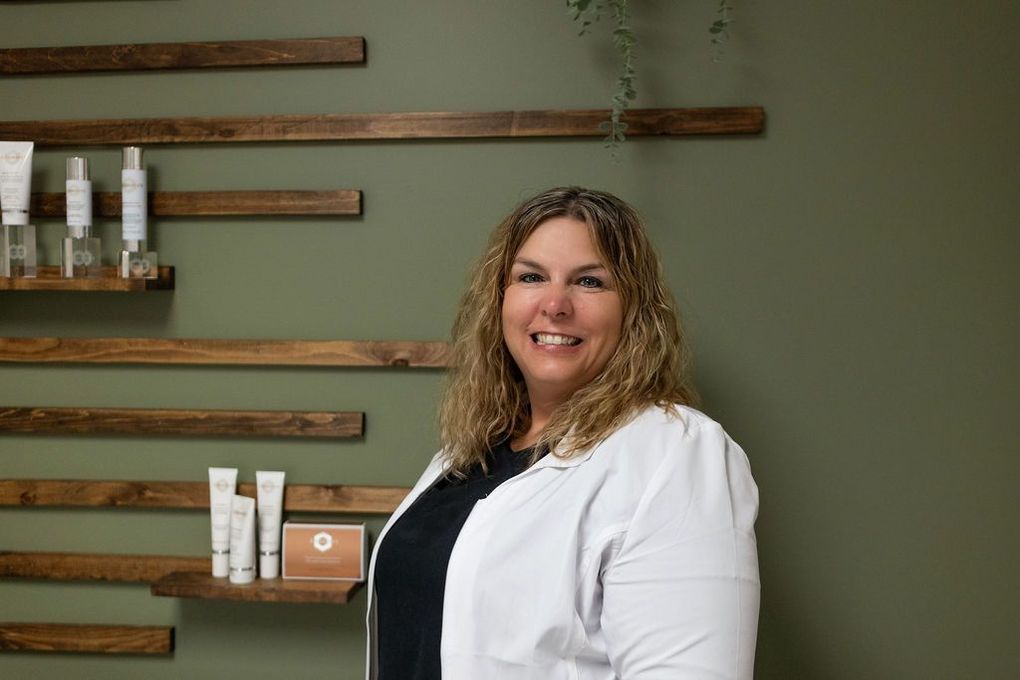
[366,187,759,680]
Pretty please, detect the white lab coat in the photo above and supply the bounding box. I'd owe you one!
[365,404,760,679]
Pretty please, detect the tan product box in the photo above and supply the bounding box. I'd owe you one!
[282,521,365,581]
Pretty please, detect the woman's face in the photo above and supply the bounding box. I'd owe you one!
[502,216,624,409]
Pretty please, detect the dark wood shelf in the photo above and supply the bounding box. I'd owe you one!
[30,190,361,217]
[0,623,173,654]
[0,406,364,439]
[0,266,173,292]
[0,480,409,514]
[0,107,765,146]
[0,36,364,75]
[0,337,449,368]
[0,551,208,584]
[151,571,360,604]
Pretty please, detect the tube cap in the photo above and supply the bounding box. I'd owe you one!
[123,146,143,170]
[212,552,229,577]
[259,554,280,579]
[66,157,89,181]
[2,210,28,226]
[229,565,255,585]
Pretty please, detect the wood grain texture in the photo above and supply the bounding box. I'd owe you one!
[0,623,173,654]
[0,551,208,583]
[0,107,765,146]
[0,406,363,438]
[0,37,364,74]
[151,572,360,604]
[0,266,174,292]
[0,480,409,514]
[30,190,362,217]
[0,337,450,368]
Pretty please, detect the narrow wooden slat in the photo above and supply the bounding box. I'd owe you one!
[0,551,207,583]
[30,190,362,217]
[0,406,363,439]
[0,623,172,654]
[0,266,174,292]
[0,480,409,514]
[0,107,765,146]
[0,37,364,74]
[0,337,450,368]
[151,572,360,604]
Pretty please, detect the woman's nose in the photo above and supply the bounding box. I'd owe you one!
[540,284,573,318]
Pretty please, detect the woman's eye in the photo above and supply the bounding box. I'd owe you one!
[518,272,543,283]
[577,276,603,288]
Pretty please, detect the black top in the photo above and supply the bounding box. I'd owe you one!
[374,440,532,680]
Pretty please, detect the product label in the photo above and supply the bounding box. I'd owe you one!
[121,169,147,240]
[66,179,92,230]
[1,151,25,208]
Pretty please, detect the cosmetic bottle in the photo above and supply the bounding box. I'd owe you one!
[119,146,157,278]
[62,156,101,278]
[0,141,38,278]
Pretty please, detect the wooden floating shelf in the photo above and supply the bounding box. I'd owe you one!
[0,406,363,439]
[0,266,173,292]
[0,551,208,584]
[0,337,450,368]
[0,623,173,655]
[31,189,362,217]
[0,36,365,75]
[0,480,409,514]
[151,572,360,604]
[0,107,765,146]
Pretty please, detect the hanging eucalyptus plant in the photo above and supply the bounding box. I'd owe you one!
[565,0,735,146]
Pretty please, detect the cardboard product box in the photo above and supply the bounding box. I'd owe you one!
[282,521,365,581]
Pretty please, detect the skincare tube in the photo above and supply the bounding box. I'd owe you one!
[119,146,157,278]
[63,157,100,278]
[0,141,37,278]
[229,494,257,585]
[256,470,285,579]
[208,467,238,577]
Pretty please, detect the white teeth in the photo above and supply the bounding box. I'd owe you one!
[534,333,581,346]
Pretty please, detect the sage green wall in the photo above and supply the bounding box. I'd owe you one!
[1,1,1017,678]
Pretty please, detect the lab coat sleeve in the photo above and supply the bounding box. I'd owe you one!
[600,421,760,680]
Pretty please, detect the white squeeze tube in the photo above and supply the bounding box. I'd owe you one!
[0,141,33,227]
[229,494,257,585]
[208,467,238,578]
[255,470,285,579]
[0,141,36,278]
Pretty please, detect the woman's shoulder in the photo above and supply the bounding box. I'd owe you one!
[616,402,727,442]
[593,403,748,479]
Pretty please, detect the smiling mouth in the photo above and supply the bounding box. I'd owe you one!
[532,333,582,346]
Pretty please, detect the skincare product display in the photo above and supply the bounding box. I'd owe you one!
[0,141,38,278]
[208,467,238,578]
[209,468,294,583]
[255,470,286,579]
[119,146,158,279]
[62,156,101,278]
[228,495,257,585]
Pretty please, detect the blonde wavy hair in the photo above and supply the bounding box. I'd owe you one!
[439,187,698,475]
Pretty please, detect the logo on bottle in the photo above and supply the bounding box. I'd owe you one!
[72,249,94,266]
[3,151,22,165]
[122,178,144,192]
[8,244,26,261]
[130,258,151,276]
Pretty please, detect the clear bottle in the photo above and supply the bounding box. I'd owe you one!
[119,146,157,279]
[62,156,101,278]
